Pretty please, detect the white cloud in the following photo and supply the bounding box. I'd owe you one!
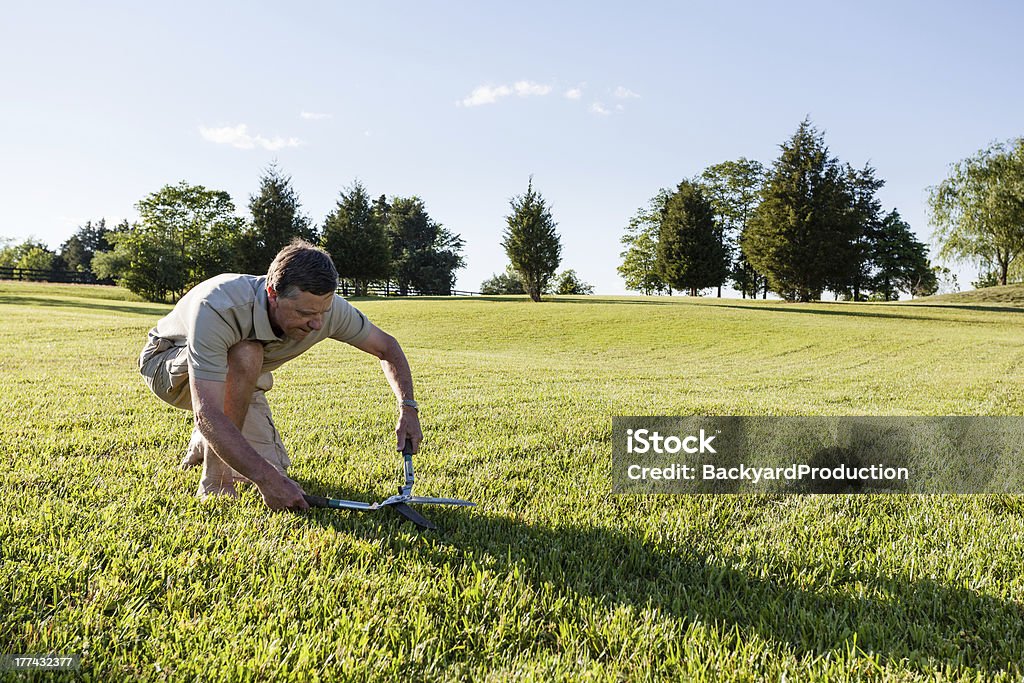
[300,111,332,120]
[459,84,512,107]
[565,87,583,100]
[613,86,640,99]
[590,102,611,116]
[513,80,552,97]
[458,80,552,106]
[199,124,302,151]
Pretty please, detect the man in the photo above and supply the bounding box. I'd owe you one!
[138,239,422,511]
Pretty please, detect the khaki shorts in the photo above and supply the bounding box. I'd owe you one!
[139,333,290,472]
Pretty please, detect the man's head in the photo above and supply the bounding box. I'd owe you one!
[266,239,339,340]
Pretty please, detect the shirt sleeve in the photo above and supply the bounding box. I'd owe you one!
[187,300,241,382]
[327,295,372,345]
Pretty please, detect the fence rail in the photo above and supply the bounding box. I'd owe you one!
[336,282,482,297]
[1,268,483,296]
[0,266,111,284]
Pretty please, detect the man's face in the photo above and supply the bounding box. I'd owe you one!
[267,286,334,341]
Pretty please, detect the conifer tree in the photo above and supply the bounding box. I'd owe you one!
[321,180,391,296]
[656,180,729,296]
[743,119,857,301]
[502,178,562,302]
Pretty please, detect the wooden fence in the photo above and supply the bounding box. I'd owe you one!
[0,266,111,284]
[1,268,481,296]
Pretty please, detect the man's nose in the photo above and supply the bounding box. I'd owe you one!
[309,318,322,331]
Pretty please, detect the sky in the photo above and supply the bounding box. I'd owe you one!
[2,0,1022,294]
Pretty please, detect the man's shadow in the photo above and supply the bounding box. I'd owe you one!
[294,480,1024,678]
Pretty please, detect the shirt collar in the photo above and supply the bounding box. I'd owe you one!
[253,276,282,342]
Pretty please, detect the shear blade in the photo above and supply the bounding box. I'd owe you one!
[407,496,476,507]
[392,502,437,530]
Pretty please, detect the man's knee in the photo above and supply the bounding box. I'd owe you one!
[227,341,264,383]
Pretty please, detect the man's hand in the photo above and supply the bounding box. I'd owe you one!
[397,405,423,453]
[257,472,309,511]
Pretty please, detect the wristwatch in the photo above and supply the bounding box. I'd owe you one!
[400,399,419,411]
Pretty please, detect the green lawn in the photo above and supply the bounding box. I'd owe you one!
[1,281,1022,681]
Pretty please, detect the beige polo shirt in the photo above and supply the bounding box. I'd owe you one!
[149,274,372,382]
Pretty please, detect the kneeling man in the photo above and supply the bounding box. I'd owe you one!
[138,239,422,510]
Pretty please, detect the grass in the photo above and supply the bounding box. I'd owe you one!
[1,280,1023,681]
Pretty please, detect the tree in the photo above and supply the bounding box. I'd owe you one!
[235,164,317,275]
[834,164,885,301]
[743,119,859,302]
[97,183,242,301]
[60,219,112,273]
[699,159,766,298]
[929,138,1024,286]
[321,180,391,296]
[0,238,52,270]
[385,196,465,295]
[94,225,185,301]
[138,181,244,297]
[15,245,58,278]
[553,269,594,295]
[480,265,526,294]
[502,178,562,302]
[871,210,935,300]
[618,190,670,295]
[656,180,729,296]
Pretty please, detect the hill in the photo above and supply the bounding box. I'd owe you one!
[908,283,1024,307]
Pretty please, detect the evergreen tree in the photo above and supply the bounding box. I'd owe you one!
[502,178,562,302]
[60,219,111,273]
[618,190,669,295]
[386,196,465,295]
[743,119,858,302]
[832,164,885,300]
[321,180,391,296]
[871,209,936,300]
[656,180,729,296]
[699,159,766,298]
[236,164,316,275]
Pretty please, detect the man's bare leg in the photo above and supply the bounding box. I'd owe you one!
[197,341,263,498]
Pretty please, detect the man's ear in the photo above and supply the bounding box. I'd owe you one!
[267,284,278,303]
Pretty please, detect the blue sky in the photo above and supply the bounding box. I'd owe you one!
[2,1,1021,293]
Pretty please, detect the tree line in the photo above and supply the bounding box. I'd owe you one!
[619,119,1024,302]
[0,166,467,302]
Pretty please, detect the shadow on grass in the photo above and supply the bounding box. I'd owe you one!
[890,302,1024,315]
[0,294,169,317]
[297,481,1022,678]
[710,302,1018,325]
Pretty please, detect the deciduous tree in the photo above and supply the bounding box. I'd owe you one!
[929,138,1024,286]
[618,190,669,295]
[699,159,766,298]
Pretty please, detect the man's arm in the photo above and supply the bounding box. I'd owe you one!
[348,323,423,452]
[189,374,308,510]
